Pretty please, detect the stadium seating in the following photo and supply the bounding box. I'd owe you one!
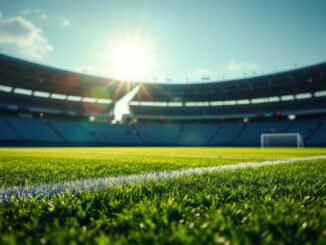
[177,124,220,145]
[79,121,110,142]
[83,122,141,145]
[234,120,290,146]
[0,115,325,146]
[0,117,21,140]
[47,119,98,142]
[4,116,62,142]
[306,119,326,146]
[130,97,326,119]
[210,123,244,145]
[136,124,182,145]
[286,118,320,140]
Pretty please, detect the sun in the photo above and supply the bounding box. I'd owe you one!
[111,40,153,81]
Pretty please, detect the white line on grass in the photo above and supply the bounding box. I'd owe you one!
[0,155,325,203]
[0,149,277,160]
[94,152,276,160]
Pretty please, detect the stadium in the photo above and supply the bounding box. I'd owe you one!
[1,53,326,147]
[0,1,325,244]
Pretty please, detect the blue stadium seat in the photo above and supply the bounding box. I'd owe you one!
[79,121,109,142]
[4,116,62,142]
[287,119,319,140]
[177,124,220,146]
[234,121,290,146]
[306,119,326,146]
[48,119,98,142]
[88,123,141,145]
[136,124,182,145]
[210,123,244,145]
[0,117,21,140]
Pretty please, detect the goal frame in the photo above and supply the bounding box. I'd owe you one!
[260,132,304,148]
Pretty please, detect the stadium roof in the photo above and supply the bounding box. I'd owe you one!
[0,54,326,102]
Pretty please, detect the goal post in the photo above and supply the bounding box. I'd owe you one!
[261,133,304,148]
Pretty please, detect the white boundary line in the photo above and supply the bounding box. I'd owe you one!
[94,152,276,160]
[0,149,277,160]
[0,155,325,203]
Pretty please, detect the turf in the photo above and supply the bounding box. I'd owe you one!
[0,147,325,244]
[0,147,325,188]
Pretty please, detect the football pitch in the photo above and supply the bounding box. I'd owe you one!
[0,147,325,244]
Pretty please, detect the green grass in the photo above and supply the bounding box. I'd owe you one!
[0,147,325,188]
[0,147,325,244]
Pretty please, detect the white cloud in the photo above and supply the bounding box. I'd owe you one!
[0,16,54,59]
[0,10,3,18]
[22,8,47,20]
[228,60,257,72]
[57,16,71,27]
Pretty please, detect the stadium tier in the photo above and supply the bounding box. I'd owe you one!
[0,115,325,146]
[0,54,325,146]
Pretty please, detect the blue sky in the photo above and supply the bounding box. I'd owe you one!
[0,0,325,82]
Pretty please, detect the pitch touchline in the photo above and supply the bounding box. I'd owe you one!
[0,155,325,203]
[95,152,276,160]
[0,149,276,160]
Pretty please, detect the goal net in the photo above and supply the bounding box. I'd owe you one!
[261,133,304,148]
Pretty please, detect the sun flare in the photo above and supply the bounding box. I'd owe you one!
[111,40,153,81]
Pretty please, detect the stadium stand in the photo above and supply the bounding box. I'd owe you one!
[210,123,244,146]
[234,121,290,146]
[130,98,326,119]
[177,124,220,146]
[47,119,98,143]
[136,124,182,145]
[0,54,325,146]
[0,116,21,140]
[286,118,320,141]
[84,123,141,145]
[4,116,62,142]
[306,119,326,146]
